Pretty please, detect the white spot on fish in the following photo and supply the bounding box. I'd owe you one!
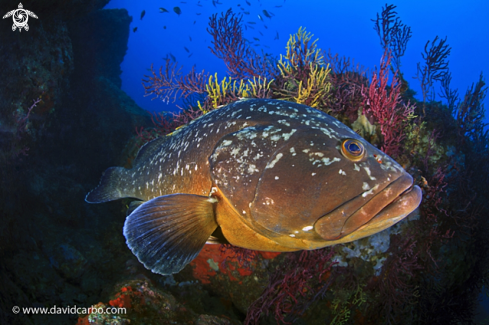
[222,140,233,146]
[302,226,313,231]
[363,167,377,180]
[231,148,240,157]
[248,164,259,174]
[362,182,370,190]
[320,157,341,165]
[282,129,296,141]
[339,169,346,176]
[362,184,379,197]
[270,134,281,141]
[275,176,279,180]
[312,173,316,176]
[353,163,360,172]
[263,197,274,205]
[289,234,296,237]
[266,153,283,169]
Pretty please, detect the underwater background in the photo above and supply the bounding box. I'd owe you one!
[0,0,488,324]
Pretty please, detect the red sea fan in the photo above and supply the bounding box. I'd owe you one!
[207,9,275,80]
[361,51,415,158]
[245,248,337,325]
[142,60,208,104]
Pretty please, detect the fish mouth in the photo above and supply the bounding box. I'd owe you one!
[315,173,422,242]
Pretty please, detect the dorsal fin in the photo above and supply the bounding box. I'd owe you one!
[133,136,169,166]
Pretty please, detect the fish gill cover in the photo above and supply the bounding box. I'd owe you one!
[117,4,489,324]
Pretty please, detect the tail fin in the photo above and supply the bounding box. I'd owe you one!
[85,167,141,203]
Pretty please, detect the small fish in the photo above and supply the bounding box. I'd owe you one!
[257,14,263,21]
[169,53,176,62]
[86,99,422,275]
[188,53,193,58]
[275,5,283,8]
[259,31,263,36]
[189,36,192,41]
[196,12,202,15]
[140,10,145,20]
[253,37,260,41]
[173,7,181,15]
[262,9,272,18]
[159,7,169,13]
[244,11,250,15]
[133,27,137,32]
[274,31,279,40]
[163,26,167,29]
[193,20,196,24]
[247,21,256,25]
[245,0,251,5]
[184,46,190,53]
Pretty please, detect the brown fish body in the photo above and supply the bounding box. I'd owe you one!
[86,99,422,274]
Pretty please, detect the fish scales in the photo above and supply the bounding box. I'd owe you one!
[86,99,422,275]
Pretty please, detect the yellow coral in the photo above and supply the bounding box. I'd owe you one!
[295,63,331,108]
[205,73,233,109]
[278,26,324,76]
[198,74,274,113]
[246,76,274,98]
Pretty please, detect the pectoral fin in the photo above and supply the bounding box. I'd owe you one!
[123,194,218,275]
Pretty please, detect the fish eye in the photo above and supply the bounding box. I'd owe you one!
[340,139,365,161]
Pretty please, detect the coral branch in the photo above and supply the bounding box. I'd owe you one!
[372,4,412,72]
[142,60,208,103]
[207,9,274,79]
[455,73,487,145]
[325,51,369,121]
[361,52,415,157]
[245,248,336,324]
[439,72,459,113]
[415,36,451,111]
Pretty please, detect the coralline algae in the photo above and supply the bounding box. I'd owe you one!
[332,209,420,275]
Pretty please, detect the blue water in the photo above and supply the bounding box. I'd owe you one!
[104,0,488,130]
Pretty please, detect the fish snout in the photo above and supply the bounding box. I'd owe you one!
[314,173,422,242]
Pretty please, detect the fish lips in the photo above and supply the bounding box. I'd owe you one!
[315,173,422,242]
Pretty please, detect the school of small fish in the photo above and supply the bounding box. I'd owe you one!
[132,0,286,56]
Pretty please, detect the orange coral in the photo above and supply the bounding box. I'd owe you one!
[190,245,280,284]
[108,286,145,309]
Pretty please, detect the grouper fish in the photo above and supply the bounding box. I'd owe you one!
[86,99,422,275]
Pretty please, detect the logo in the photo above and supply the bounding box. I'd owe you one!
[3,3,38,32]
